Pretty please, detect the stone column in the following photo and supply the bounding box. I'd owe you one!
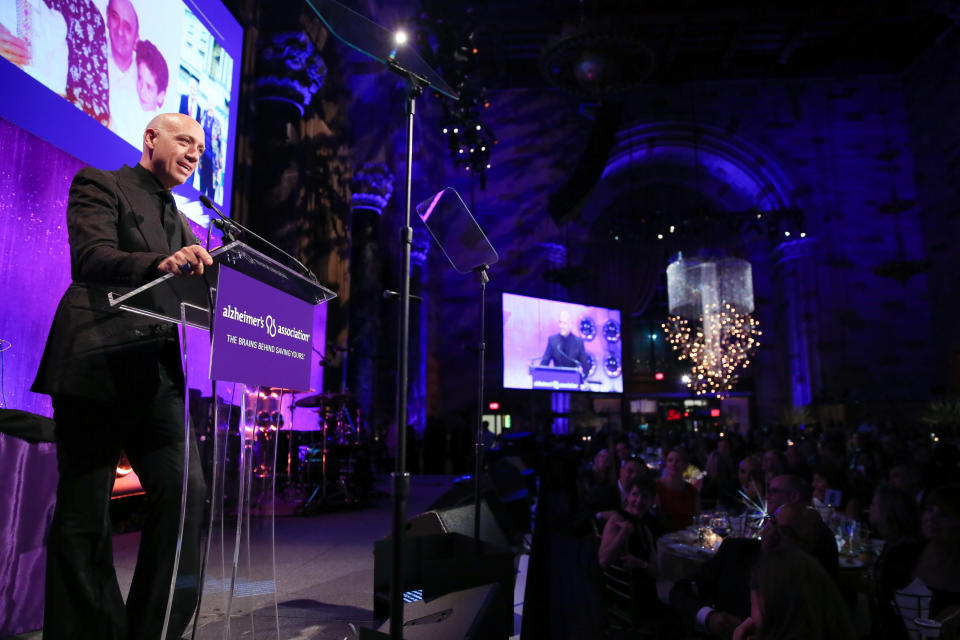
[347,163,394,430]
[249,31,327,245]
[539,242,571,435]
[774,238,821,409]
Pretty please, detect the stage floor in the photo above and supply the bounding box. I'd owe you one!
[6,474,458,640]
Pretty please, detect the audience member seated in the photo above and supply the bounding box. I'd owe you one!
[869,483,920,546]
[670,503,838,640]
[783,442,810,479]
[613,435,632,467]
[764,474,812,514]
[583,448,615,493]
[732,546,856,640]
[881,484,960,636]
[719,454,764,513]
[888,461,926,506]
[657,448,699,532]
[701,439,738,510]
[761,449,786,489]
[811,463,851,518]
[868,483,922,640]
[591,457,645,524]
[598,475,663,633]
[598,475,659,576]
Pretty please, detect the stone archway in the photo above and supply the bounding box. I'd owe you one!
[580,119,817,423]
[589,119,796,215]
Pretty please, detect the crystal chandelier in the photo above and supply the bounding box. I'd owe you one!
[662,255,761,396]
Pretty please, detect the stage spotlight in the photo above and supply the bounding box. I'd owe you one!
[394,30,408,45]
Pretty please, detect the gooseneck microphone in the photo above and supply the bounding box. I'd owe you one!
[198,195,319,283]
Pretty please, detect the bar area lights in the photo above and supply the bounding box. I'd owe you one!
[662,254,761,397]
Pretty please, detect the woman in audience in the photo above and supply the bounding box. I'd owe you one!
[885,484,960,619]
[598,475,664,630]
[598,474,658,574]
[867,484,960,640]
[724,454,764,513]
[702,440,737,510]
[761,448,786,490]
[585,447,616,490]
[869,483,920,545]
[811,463,850,518]
[733,546,856,640]
[656,448,699,532]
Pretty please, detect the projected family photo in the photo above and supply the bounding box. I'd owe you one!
[177,6,232,204]
[502,293,624,393]
[0,0,232,203]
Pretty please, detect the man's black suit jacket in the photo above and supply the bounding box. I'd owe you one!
[540,333,590,373]
[669,537,762,631]
[32,165,200,401]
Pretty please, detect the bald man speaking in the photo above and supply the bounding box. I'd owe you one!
[540,309,591,376]
[33,113,213,640]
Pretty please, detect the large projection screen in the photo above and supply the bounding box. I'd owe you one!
[0,0,243,223]
[502,292,624,394]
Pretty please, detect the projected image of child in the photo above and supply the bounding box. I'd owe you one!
[135,39,168,114]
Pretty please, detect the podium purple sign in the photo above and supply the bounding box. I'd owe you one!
[211,265,314,390]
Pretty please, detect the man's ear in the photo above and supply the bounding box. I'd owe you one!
[144,127,158,147]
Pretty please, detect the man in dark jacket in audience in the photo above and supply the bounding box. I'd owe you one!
[669,503,838,639]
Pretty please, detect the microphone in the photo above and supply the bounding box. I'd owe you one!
[210,217,241,242]
[198,195,319,283]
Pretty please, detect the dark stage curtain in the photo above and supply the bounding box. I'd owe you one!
[0,434,57,636]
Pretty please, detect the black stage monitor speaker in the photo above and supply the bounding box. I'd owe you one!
[360,583,503,640]
[372,532,514,635]
[405,501,510,549]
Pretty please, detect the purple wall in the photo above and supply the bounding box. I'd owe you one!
[0,117,76,635]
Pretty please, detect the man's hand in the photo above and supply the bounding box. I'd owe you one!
[158,245,213,277]
[0,23,31,66]
[706,610,743,640]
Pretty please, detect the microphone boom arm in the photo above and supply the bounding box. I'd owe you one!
[199,195,319,282]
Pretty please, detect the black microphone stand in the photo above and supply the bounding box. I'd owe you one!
[387,70,425,640]
[472,265,490,546]
[199,196,318,282]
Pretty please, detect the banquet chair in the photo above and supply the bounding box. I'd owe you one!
[890,579,960,639]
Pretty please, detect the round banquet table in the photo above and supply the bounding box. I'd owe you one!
[655,527,724,602]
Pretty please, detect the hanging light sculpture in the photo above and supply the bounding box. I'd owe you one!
[662,254,761,396]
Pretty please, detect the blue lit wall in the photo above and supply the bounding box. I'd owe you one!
[340,37,939,424]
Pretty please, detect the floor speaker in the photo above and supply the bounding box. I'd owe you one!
[361,583,504,640]
[404,501,510,549]
[372,532,514,635]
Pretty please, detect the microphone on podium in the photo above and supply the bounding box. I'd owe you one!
[197,195,318,283]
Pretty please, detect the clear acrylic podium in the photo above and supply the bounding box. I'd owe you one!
[108,241,336,639]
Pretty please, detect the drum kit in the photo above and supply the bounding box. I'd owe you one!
[182,387,371,514]
[281,389,372,513]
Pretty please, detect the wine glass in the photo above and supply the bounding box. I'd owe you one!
[710,515,730,538]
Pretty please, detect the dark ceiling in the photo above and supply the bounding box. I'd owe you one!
[451,0,956,92]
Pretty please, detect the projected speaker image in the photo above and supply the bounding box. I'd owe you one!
[502,292,623,393]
